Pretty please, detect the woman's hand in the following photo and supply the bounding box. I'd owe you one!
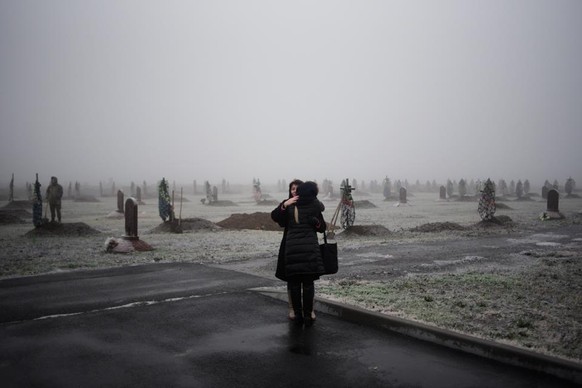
[282,195,299,209]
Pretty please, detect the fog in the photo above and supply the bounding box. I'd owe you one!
[1,1,581,189]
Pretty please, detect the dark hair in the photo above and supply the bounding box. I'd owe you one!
[288,179,303,198]
[297,181,319,204]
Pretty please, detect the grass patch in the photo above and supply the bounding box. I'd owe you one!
[319,257,582,361]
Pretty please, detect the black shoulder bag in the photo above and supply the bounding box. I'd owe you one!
[320,230,338,274]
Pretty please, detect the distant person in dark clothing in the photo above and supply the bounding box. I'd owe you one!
[46,176,63,223]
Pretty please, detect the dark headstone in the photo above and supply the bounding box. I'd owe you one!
[123,197,138,240]
[541,189,564,220]
[9,173,14,202]
[546,189,559,212]
[439,186,446,200]
[117,190,124,213]
[136,186,142,203]
[106,196,153,252]
[399,187,407,204]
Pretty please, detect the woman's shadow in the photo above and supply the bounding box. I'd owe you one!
[287,322,317,355]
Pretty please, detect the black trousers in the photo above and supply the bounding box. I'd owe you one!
[288,279,314,319]
[49,203,61,222]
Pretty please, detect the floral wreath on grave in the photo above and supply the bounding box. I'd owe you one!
[478,178,496,221]
[33,174,43,227]
[158,178,173,222]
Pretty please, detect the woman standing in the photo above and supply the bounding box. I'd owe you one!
[279,181,326,326]
[271,179,303,320]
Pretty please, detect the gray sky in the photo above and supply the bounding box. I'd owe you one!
[1,0,581,188]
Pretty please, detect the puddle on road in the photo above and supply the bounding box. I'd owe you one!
[176,323,286,358]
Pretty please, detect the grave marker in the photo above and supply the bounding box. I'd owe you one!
[439,186,447,200]
[105,196,153,252]
[541,189,564,220]
[117,190,124,213]
[124,197,138,240]
[399,187,407,204]
[547,189,559,212]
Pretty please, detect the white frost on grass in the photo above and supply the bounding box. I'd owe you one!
[535,242,562,247]
[355,253,394,259]
[420,255,486,268]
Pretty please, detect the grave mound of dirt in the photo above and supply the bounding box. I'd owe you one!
[0,208,31,219]
[474,215,514,228]
[148,218,219,233]
[180,218,219,231]
[337,224,391,237]
[0,211,28,224]
[24,222,102,237]
[2,200,32,210]
[495,202,512,210]
[216,212,281,231]
[354,200,377,209]
[410,222,466,233]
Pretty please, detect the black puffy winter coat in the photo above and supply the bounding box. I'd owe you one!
[283,195,326,279]
[271,200,291,281]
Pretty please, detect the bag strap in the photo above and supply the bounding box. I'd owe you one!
[323,230,328,244]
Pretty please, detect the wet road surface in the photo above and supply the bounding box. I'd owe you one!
[0,263,577,387]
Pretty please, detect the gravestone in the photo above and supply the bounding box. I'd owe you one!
[117,190,124,213]
[123,197,138,240]
[136,186,142,204]
[439,186,447,200]
[541,189,564,220]
[9,173,14,202]
[205,181,213,204]
[547,189,559,212]
[399,187,407,204]
[105,196,153,252]
[541,186,549,200]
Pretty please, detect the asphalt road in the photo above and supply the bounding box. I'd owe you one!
[0,263,577,387]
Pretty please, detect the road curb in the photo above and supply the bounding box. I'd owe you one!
[254,287,582,384]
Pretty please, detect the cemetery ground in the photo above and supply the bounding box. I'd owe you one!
[0,191,581,365]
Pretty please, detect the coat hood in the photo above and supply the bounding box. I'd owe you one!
[297,181,319,205]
